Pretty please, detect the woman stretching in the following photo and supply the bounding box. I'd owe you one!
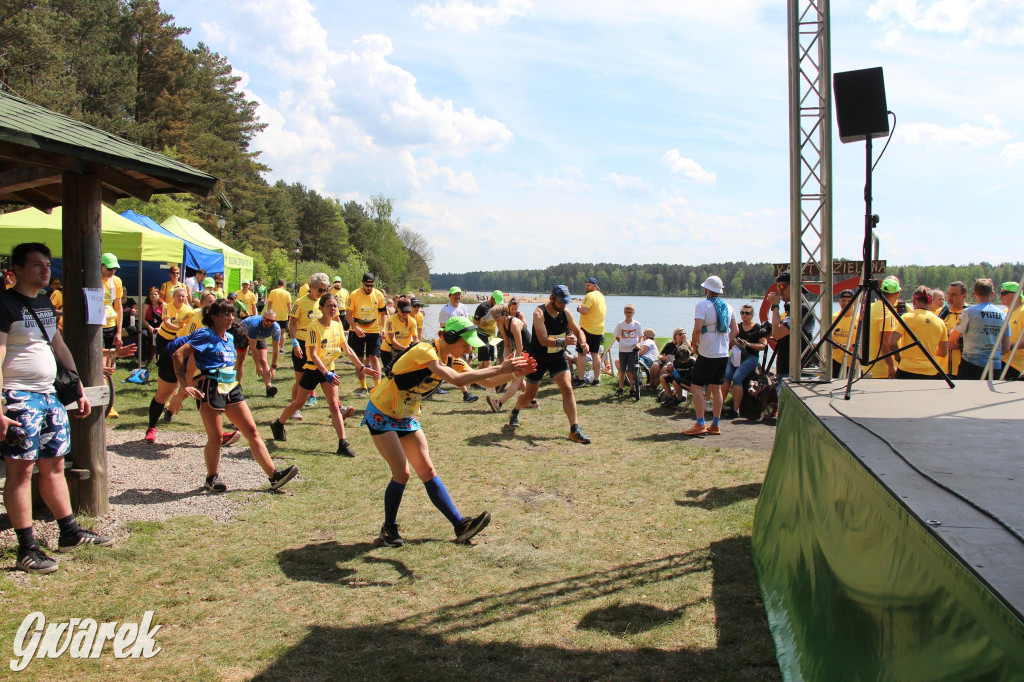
[485,303,532,412]
[270,293,378,457]
[172,299,297,492]
[366,316,533,547]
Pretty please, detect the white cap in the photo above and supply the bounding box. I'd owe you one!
[702,275,724,294]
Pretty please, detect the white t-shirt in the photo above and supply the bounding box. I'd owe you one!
[614,320,643,352]
[438,302,468,326]
[0,291,58,393]
[638,338,658,362]
[695,298,733,359]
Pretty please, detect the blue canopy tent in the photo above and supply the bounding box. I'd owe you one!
[121,210,224,277]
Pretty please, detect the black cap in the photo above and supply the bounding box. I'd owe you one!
[838,289,854,298]
[362,273,375,283]
[775,270,791,284]
[410,297,421,307]
[398,301,412,312]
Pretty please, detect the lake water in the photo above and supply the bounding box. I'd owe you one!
[419,294,774,345]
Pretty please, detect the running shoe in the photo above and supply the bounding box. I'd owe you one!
[590,379,601,387]
[569,425,591,444]
[266,385,279,398]
[508,410,520,427]
[304,395,317,408]
[525,399,540,409]
[355,387,369,397]
[681,423,708,437]
[269,465,299,491]
[463,392,479,403]
[705,402,714,414]
[221,430,241,447]
[340,405,356,419]
[485,396,501,413]
[336,439,356,457]
[16,545,58,574]
[57,529,114,552]
[144,427,157,443]
[706,424,722,435]
[163,409,173,423]
[270,419,286,442]
[204,474,227,493]
[455,511,491,543]
[435,388,447,395]
[378,523,404,547]
[721,406,739,419]
[571,376,587,388]
[613,387,624,398]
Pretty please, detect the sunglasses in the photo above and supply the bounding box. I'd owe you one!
[315,286,327,292]
[740,311,753,315]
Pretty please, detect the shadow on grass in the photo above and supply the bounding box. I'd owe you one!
[278,540,447,586]
[676,483,762,510]
[259,536,778,680]
[629,432,688,443]
[108,487,207,505]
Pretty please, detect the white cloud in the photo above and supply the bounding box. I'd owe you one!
[604,173,652,195]
[1001,142,1024,162]
[199,21,237,52]
[868,0,1024,44]
[661,150,716,184]
[512,166,591,193]
[405,154,481,195]
[900,117,1009,147]
[413,0,533,31]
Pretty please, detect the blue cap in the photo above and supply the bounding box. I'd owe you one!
[586,277,599,287]
[551,285,572,303]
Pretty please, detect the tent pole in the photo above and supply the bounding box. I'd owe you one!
[137,261,143,369]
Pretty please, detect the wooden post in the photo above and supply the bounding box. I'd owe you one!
[62,172,108,515]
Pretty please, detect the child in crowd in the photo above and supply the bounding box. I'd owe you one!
[613,305,643,398]
[659,346,695,407]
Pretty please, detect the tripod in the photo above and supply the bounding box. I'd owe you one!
[812,136,954,399]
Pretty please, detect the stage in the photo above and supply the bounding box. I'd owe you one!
[752,379,1024,680]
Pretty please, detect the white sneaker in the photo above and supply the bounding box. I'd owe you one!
[293,410,304,421]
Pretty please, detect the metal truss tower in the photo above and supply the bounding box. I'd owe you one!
[787,0,833,381]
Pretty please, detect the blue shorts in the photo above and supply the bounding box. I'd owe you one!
[361,400,421,435]
[1,390,71,461]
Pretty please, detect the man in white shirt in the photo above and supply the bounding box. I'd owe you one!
[682,275,738,437]
[438,286,468,327]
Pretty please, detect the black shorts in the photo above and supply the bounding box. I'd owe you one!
[102,326,117,349]
[525,353,569,383]
[380,349,400,375]
[299,368,329,390]
[956,361,986,380]
[477,334,496,362]
[1005,367,1021,381]
[250,337,267,351]
[291,341,308,372]
[348,331,381,359]
[619,350,638,373]
[691,355,729,387]
[157,346,178,383]
[578,329,603,354]
[195,377,245,411]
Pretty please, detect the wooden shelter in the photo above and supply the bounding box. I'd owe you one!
[0,91,218,514]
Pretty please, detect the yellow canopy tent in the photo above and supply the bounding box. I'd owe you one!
[161,215,253,291]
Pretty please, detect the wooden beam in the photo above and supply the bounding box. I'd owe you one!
[101,186,125,207]
[0,166,62,193]
[93,165,154,202]
[5,188,59,212]
[62,171,108,516]
[0,141,83,173]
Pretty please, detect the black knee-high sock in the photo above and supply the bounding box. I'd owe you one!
[384,479,406,526]
[148,398,164,429]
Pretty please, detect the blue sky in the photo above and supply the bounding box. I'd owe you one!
[163,0,1024,274]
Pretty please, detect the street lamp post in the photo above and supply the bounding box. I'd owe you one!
[294,239,302,291]
[216,217,226,242]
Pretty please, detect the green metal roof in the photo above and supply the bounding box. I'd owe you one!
[0,90,217,193]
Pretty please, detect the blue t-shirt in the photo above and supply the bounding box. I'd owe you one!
[955,302,1009,368]
[186,327,236,372]
[241,315,281,342]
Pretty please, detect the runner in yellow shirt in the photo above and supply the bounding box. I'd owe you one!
[159,266,191,303]
[889,286,948,378]
[830,288,859,377]
[270,293,378,457]
[101,253,124,382]
[863,277,899,378]
[330,277,349,329]
[410,297,425,339]
[235,281,257,317]
[288,273,328,418]
[266,278,293,361]
[346,272,388,396]
[380,298,420,374]
[1000,282,1024,380]
[574,277,607,387]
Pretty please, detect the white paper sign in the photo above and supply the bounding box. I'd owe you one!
[84,288,105,325]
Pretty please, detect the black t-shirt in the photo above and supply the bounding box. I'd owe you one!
[776,301,813,375]
[736,323,765,359]
[661,341,678,358]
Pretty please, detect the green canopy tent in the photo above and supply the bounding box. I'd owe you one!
[161,215,252,291]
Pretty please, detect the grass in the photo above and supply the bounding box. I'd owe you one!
[0,355,779,681]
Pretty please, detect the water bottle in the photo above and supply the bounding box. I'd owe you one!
[5,425,28,448]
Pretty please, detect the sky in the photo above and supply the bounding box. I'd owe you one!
[162,0,1024,274]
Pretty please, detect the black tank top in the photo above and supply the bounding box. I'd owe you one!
[504,317,531,352]
[529,304,567,357]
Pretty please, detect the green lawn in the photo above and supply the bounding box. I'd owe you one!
[0,356,779,680]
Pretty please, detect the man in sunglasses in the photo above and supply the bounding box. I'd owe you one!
[289,273,330,419]
[346,273,387,397]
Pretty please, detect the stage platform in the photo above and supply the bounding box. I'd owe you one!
[752,379,1024,681]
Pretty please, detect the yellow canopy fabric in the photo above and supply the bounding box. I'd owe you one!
[161,215,253,291]
[0,205,183,262]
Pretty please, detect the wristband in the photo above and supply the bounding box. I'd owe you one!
[292,339,300,348]
[324,371,336,382]
[771,304,780,311]
[555,338,564,348]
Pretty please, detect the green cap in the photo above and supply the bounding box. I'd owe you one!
[203,277,215,288]
[491,290,504,304]
[449,286,462,296]
[880,276,901,294]
[444,316,483,348]
[333,276,343,283]
[101,253,120,269]
[1000,282,1018,293]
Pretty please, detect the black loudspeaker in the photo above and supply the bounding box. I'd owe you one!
[833,67,889,143]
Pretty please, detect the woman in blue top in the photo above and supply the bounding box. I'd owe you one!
[172,299,298,493]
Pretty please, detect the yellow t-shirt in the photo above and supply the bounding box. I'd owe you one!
[579,290,607,335]
[290,295,322,342]
[381,313,418,352]
[898,309,948,376]
[332,286,349,311]
[159,300,194,340]
[1002,306,1024,373]
[369,341,469,418]
[304,320,347,371]
[160,280,189,302]
[267,288,292,321]
[102,274,123,329]
[177,308,206,337]
[831,310,858,366]
[413,311,424,338]
[347,287,387,334]
[237,290,257,315]
[864,300,896,378]
[941,309,963,376]
[298,283,310,299]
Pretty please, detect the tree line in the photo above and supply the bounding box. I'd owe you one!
[433,261,1024,298]
[0,0,430,291]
